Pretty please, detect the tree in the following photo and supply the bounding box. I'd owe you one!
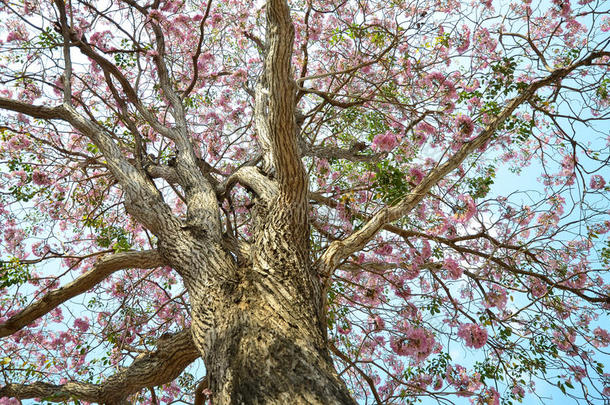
[0,0,609,403]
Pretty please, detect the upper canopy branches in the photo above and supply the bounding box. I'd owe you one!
[257,0,308,207]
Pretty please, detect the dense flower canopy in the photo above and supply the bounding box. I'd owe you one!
[0,0,609,403]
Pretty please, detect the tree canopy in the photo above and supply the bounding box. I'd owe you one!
[0,0,609,404]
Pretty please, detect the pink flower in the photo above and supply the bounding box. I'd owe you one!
[444,258,463,280]
[553,0,571,18]
[569,365,586,381]
[590,175,606,190]
[148,10,164,21]
[416,121,436,136]
[511,384,525,398]
[602,16,610,33]
[210,13,222,26]
[457,323,488,349]
[390,326,436,362]
[337,324,351,335]
[6,27,28,43]
[484,285,507,310]
[456,25,471,54]
[74,317,90,332]
[4,227,25,252]
[453,194,476,223]
[374,244,393,256]
[455,115,474,137]
[50,307,63,323]
[553,329,575,351]
[593,327,610,348]
[484,388,500,405]
[372,132,398,152]
[529,277,548,298]
[32,170,52,185]
[408,167,425,184]
[7,134,31,151]
[368,315,385,331]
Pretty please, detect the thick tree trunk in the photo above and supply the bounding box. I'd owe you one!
[160,205,356,404]
[197,280,355,404]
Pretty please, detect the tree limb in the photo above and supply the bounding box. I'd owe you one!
[264,0,308,204]
[53,0,73,105]
[0,250,164,338]
[63,24,174,140]
[329,344,382,405]
[0,97,180,235]
[0,329,199,404]
[0,98,65,120]
[303,142,381,163]
[318,51,610,274]
[218,166,279,203]
[148,17,222,237]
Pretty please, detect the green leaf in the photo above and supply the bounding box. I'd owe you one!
[0,257,31,289]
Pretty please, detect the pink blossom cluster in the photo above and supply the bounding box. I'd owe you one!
[424,72,457,100]
[473,28,497,55]
[73,317,90,333]
[445,364,482,394]
[553,329,576,352]
[453,194,477,223]
[590,174,606,190]
[372,132,398,152]
[389,325,436,362]
[529,277,548,298]
[455,114,474,138]
[481,387,500,405]
[32,170,52,186]
[602,16,610,32]
[368,315,385,332]
[456,25,471,54]
[457,323,488,349]
[484,285,507,310]
[408,167,425,185]
[443,257,463,280]
[592,327,610,348]
[5,21,28,42]
[552,0,571,18]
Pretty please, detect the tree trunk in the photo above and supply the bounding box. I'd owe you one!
[196,279,356,404]
[159,204,356,404]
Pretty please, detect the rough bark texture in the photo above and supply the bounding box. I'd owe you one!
[157,196,355,404]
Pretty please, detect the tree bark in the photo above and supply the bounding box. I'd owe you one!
[199,274,356,404]
[159,202,356,404]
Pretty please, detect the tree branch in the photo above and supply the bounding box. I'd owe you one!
[303,142,381,163]
[147,17,222,237]
[0,250,164,337]
[264,0,308,203]
[0,329,199,404]
[63,25,174,140]
[0,98,65,120]
[0,97,180,235]
[318,51,610,274]
[53,0,73,105]
[329,344,382,405]
[183,0,214,98]
[218,166,279,203]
